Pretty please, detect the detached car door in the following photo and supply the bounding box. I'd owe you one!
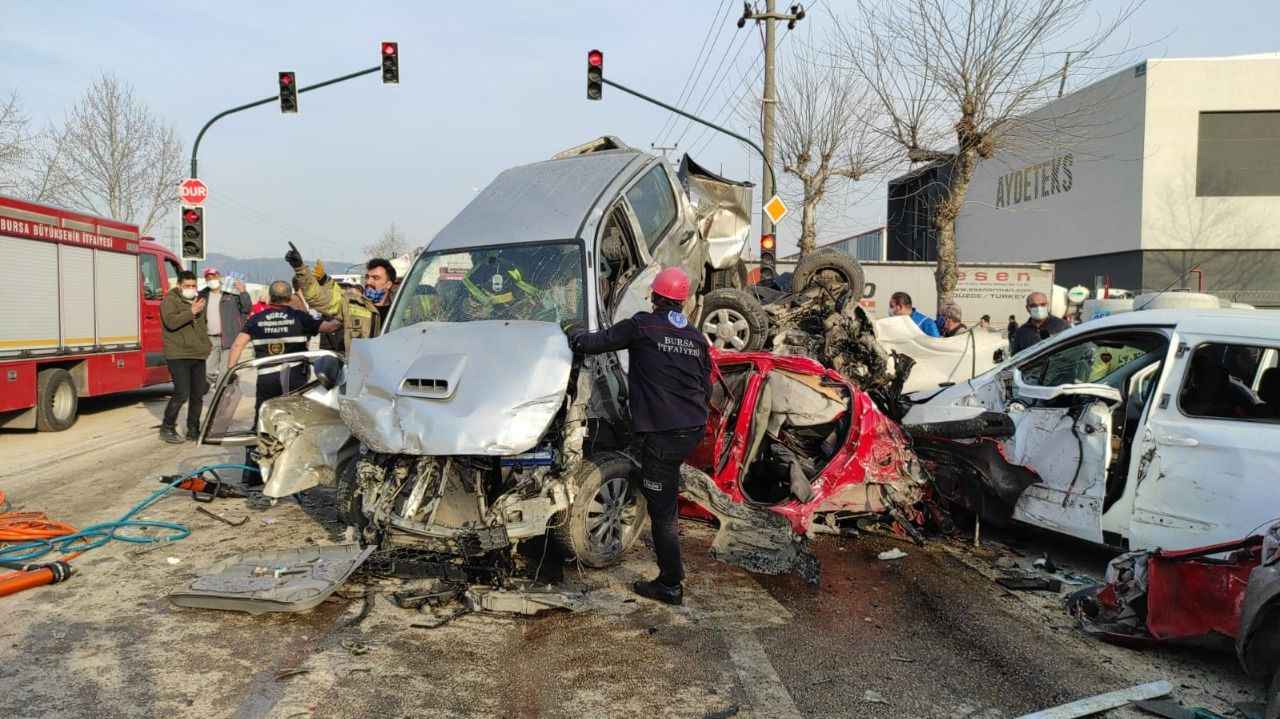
[1128,334,1280,551]
[1005,330,1168,544]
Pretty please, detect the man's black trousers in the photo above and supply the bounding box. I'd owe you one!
[163,359,208,432]
[636,426,705,587]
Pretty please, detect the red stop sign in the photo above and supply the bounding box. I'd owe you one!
[179,178,208,206]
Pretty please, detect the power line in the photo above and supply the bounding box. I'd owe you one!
[652,0,731,146]
[689,27,793,158]
[673,25,758,147]
[656,0,737,146]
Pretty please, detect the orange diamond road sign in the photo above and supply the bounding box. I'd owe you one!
[764,195,788,224]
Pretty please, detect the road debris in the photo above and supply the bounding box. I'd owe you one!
[340,639,370,656]
[1014,680,1172,718]
[878,548,908,561]
[862,689,888,704]
[168,545,373,615]
[274,668,310,681]
[196,505,247,527]
[996,572,1062,592]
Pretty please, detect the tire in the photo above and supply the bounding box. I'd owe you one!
[699,288,768,352]
[35,368,77,432]
[792,248,866,299]
[334,454,368,535]
[552,452,645,568]
[904,411,1016,440]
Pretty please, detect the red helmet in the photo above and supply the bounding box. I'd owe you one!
[651,267,690,302]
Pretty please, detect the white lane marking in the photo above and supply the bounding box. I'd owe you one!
[725,631,803,719]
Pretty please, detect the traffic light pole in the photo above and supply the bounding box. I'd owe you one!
[189,65,380,179]
[601,77,776,224]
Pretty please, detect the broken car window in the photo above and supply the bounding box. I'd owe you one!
[625,164,678,253]
[386,241,586,331]
[1179,343,1280,421]
[1020,334,1166,388]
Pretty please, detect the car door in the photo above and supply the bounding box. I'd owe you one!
[138,251,170,385]
[1005,331,1166,543]
[612,163,701,321]
[1128,333,1280,551]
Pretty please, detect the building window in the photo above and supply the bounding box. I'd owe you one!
[1196,111,1280,197]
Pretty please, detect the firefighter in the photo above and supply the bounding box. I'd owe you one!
[566,267,711,606]
[226,280,339,484]
[285,245,379,353]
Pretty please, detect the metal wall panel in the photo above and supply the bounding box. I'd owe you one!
[0,237,60,350]
[59,245,96,346]
[94,250,139,345]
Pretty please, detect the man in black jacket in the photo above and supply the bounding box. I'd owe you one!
[567,267,711,606]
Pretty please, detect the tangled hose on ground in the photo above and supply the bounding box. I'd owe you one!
[0,463,256,564]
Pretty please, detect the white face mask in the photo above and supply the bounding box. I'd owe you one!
[181,288,198,300]
[207,279,221,290]
[1028,305,1049,321]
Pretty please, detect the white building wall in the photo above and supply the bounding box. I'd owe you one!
[955,68,1148,262]
[1139,56,1280,252]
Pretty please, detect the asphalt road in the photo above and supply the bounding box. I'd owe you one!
[0,392,1266,718]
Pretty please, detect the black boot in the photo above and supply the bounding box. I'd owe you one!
[159,426,183,444]
[633,578,683,606]
[186,426,201,442]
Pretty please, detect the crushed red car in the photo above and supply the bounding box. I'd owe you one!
[1067,521,1280,715]
[677,350,930,584]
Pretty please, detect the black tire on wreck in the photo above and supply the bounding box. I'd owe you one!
[552,452,645,568]
[699,288,768,352]
[334,455,368,536]
[792,248,866,299]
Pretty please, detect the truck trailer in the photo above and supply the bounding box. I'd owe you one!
[0,195,185,431]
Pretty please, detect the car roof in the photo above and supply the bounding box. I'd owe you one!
[1057,308,1280,342]
[426,150,649,253]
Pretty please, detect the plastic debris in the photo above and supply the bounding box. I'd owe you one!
[166,557,182,565]
[877,548,908,561]
[863,690,888,704]
[1014,680,1171,718]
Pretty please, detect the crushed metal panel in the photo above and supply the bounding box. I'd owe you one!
[679,465,820,585]
[1008,402,1111,544]
[465,586,588,615]
[340,320,572,456]
[259,394,351,498]
[168,545,373,615]
[677,154,753,271]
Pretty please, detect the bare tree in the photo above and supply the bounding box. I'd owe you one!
[364,222,410,259]
[763,40,894,257]
[839,0,1138,304]
[0,92,31,195]
[36,74,184,234]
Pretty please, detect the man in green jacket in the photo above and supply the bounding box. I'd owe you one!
[160,271,213,444]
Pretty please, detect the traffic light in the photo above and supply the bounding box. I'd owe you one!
[181,207,205,262]
[760,233,776,282]
[587,49,603,100]
[381,42,399,84]
[278,71,298,113]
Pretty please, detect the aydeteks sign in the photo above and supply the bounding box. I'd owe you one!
[995,153,1073,208]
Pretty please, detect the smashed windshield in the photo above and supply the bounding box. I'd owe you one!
[386,241,585,331]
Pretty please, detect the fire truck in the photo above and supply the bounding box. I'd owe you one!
[0,195,185,431]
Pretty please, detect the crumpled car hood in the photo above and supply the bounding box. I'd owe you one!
[339,320,573,456]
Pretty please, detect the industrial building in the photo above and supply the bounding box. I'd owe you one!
[885,53,1280,304]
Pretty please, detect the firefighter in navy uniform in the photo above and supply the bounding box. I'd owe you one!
[567,267,711,606]
[226,280,338,484]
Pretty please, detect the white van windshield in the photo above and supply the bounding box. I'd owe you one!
[386,241,585,331]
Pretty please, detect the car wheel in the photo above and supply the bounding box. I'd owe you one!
[792,248,866,299]
[699,288,768,351]
[335,455,369,537]
[36,368,78,432]
[552,452,645,568]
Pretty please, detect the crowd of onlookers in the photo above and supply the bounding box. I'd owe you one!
[887,289,1070,353]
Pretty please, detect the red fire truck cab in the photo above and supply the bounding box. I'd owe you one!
[0,195,184,431]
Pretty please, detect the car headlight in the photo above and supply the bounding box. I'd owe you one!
[1263,521,1280,566]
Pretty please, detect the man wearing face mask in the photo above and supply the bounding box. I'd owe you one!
[286,244,377,353]
[363,258,397,325]
[198,268,252,385]
[1012,291,1069,354]
[160,271,213,444]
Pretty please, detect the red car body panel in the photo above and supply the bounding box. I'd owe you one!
[683,350,918,535]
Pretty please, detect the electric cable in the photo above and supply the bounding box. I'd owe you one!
[659,0,739,146]
[654,0,732,146]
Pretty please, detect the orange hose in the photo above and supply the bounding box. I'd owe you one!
[0,489,82,597]
[0,567,58,597]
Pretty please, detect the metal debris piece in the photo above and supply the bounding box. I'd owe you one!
[863,690,888,704]
[997,571,1062,592]
[878,548,908,561]
[340,639,370,656]
[1014,681,1172,719]
[274,668,310,680]
[465,586,587,615]
[168,545,373,615]
[196,505,248,526]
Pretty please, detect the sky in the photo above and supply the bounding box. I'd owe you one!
[3,0,1279,260]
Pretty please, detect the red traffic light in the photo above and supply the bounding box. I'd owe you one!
[588,49,603,67]
[761,234,776,251]
[183,210,200,224]
[382,42,398,56]
[279,73,293,86]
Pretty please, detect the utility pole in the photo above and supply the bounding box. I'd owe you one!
[650,142,678,160]
[739,2,805,236]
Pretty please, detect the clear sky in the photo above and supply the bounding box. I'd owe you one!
[3,1,1278,259]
